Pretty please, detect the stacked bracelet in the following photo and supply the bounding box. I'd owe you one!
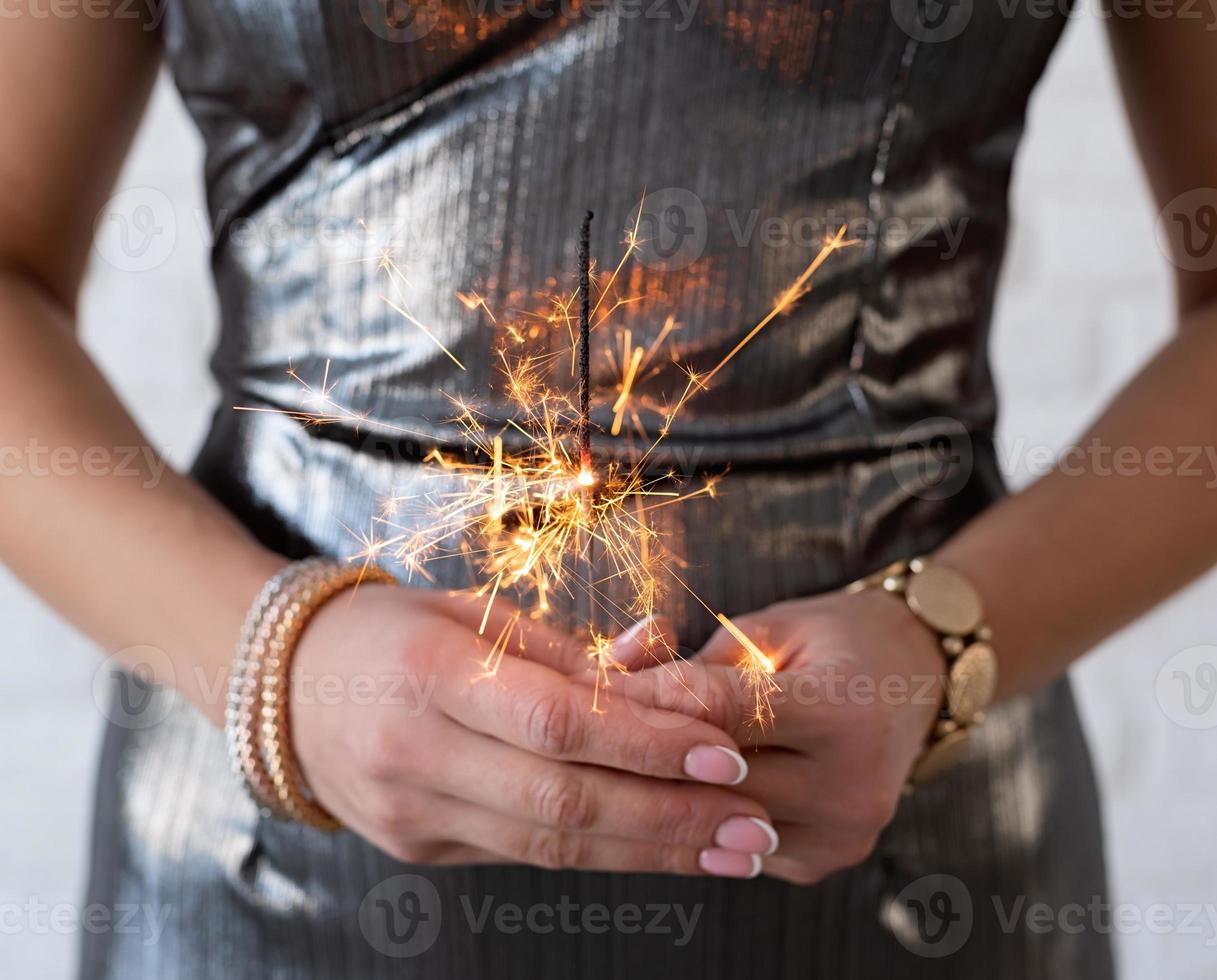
[226,558,324,817]
[224,558,395,830]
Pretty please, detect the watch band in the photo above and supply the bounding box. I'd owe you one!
[847,557,998,792]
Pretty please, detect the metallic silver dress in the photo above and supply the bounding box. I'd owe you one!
[82,1,1114,976]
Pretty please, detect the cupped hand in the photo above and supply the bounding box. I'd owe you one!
[618,587,945,884]
[287,584,779,877]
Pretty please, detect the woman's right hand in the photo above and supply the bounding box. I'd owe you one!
[289,584,779,878]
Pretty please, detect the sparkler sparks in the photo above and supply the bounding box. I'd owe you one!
[237,200,853,727]
[715,613,780,728]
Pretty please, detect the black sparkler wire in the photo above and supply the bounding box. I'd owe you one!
[577,210,593,474]
[576,210,598,642]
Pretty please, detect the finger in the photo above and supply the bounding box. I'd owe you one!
[567,617,688,697]
[433,592,677,676]
[413,588,589,673]
[436,651,752,785]
[435,725,776,852]
[412,590,681,677]
[731,747,820,823]
[739,753,893,885]
[761,821,878,886]
[432,796,744,877]
[613,659,749,740]
[620,660,818,749]
[421,842,514,865]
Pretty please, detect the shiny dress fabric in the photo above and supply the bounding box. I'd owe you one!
[81,1,1113,977]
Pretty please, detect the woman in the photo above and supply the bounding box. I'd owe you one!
[2,2,1214,977]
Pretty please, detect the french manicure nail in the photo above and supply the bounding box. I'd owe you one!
[684,745,749,785]
[699,848,763,879]
[613,617,653,648]
[715,816,779,856]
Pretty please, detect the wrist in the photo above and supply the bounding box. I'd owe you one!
[929,536,1032,703]
[185,542,285,726]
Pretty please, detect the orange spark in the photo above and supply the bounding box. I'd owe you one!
[699,226,851,389]
[716,612,780,728]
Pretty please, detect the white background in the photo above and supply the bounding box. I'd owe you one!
[3,13,1216,978]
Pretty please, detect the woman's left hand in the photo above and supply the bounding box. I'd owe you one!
[619,587,946,884]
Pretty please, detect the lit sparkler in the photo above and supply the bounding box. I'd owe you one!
[237,202,853,726]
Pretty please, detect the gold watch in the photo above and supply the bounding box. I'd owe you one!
[847,557,998,792]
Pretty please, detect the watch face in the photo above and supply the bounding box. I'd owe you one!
[905,564,984,636]
[947,642,998,723]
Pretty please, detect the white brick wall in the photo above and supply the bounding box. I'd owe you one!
[3,15,1215,978]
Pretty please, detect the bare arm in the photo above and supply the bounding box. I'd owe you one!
[937,8,1217,698]
[0,9,283,724]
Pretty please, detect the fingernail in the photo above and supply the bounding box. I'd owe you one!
[699,848,763,879]
[613,615,673,652]
[613,617,653,649]
[684,745,748,785]
[715,816,779,856]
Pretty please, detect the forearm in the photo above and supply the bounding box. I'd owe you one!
[0,268,282,724]
[936,300,1217,700]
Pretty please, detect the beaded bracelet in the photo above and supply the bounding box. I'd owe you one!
[234,560,330,817]
[225,559,322,815]
[225,558,394,830]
